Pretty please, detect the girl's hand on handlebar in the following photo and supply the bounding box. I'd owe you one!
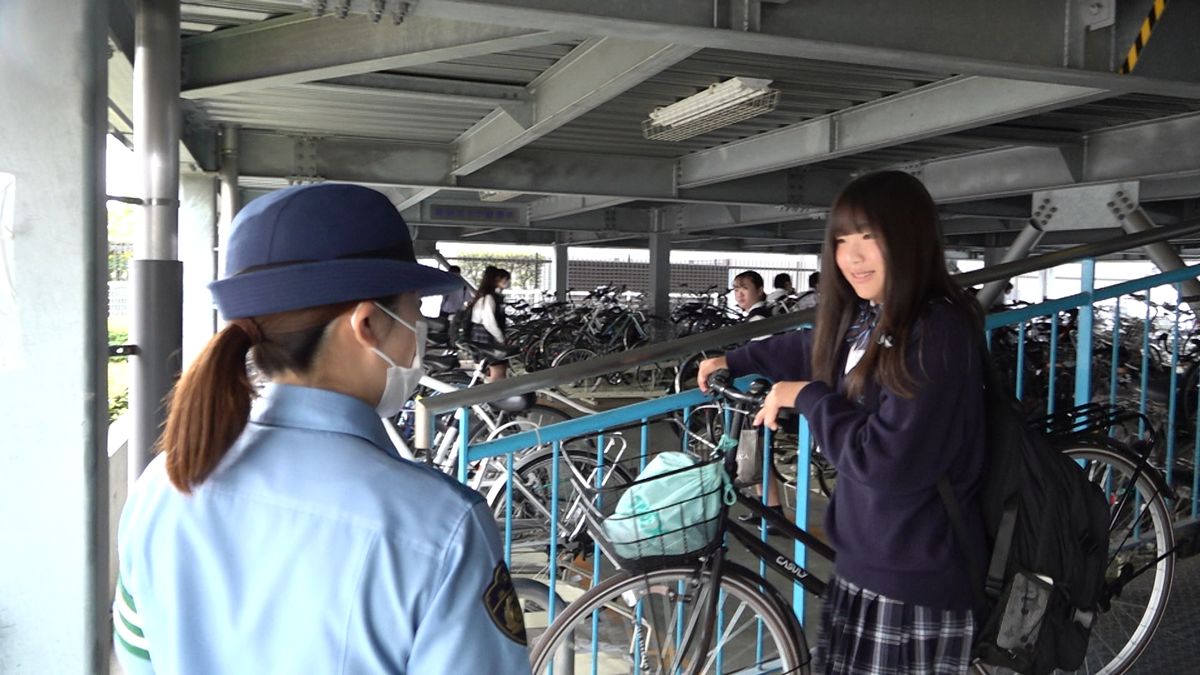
[696,356,728,393]
[753,381,808,431]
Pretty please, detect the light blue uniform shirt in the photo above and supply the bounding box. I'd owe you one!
[114,384,530,674]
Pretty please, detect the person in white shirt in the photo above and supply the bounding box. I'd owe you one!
[795,271,821,311]
[468,265,511,381]
[733,270,771,322]
[766,273,794,305]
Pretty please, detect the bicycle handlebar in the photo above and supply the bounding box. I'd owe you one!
[705,369,770,407]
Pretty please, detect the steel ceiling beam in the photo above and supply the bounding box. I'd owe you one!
[677,76,1109,188]
[237,108,1200,228]
[452,38,697,175]
[528,195,633,221]
[315,73,530,105]
[412,0,1200,97]
[235,131,799,205]
[917,110,1200,203]
[181,13,565,99]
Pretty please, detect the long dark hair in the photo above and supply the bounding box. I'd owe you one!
[810,171,981,399]
[472,265,511,303]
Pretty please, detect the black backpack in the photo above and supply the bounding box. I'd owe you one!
[939,347,1110,675]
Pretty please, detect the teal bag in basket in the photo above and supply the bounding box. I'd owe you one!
[602,452,736,560]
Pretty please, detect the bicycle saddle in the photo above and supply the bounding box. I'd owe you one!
[489,391,536,413]
[426,316,449,334]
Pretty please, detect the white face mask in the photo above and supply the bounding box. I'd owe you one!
[355,303,426,418]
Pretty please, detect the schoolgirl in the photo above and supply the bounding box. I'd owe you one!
[468,265,512,381]
[699,171,987,674]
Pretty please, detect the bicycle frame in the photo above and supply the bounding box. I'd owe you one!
[725,493,832,598]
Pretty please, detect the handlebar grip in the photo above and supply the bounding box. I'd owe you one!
[707,370,770,406]
[706,368,732,392]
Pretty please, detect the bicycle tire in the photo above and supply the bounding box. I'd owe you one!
[530,562,809,674]
[1057,443,1175,675]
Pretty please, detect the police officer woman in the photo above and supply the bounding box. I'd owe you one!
[113,184,531,674]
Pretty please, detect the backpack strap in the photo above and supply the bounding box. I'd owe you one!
[937,477,987,609]
[938,478,1020,605]
[988,498,1020,597]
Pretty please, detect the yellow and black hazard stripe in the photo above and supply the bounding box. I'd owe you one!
[1121,0,1169,74]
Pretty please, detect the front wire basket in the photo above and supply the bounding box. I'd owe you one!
[561,451,730,571]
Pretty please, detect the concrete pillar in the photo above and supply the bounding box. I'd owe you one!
[554,242,569,301]
[0,0,110,671]
[977,221,1045,309]
[648,231,672,318]
[129,0,182,484]
[180,173,218,364]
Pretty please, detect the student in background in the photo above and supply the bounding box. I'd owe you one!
[733,270,772,322]
[439,265,472,342]
[795,271,821,311]
[438,265,472,318]
[467,265,512,381]
[766,273,794,305]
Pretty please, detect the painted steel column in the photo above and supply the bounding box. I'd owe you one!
[0,0,109,670]
[648,227,672,319]
[977,221,1045,309]
[554,242,569,301]
[1074,259,1096,407]
[1124,207,1200,312]
[217,124,240,296]
[180,174,219,364]
[130,0,183,484]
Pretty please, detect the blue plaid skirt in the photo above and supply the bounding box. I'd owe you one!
[814,575,975,675]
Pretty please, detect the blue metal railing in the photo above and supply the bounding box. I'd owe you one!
[448,260,1200,667]
[985,262,1200,504]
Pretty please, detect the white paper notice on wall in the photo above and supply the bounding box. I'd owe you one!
[0,172,20,371]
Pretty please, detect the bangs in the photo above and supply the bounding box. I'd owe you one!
[828,203,875,238]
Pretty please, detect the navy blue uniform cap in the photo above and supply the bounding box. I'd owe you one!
[209,183,460,319]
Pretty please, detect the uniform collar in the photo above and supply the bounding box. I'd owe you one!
[251,383,395,454]
[742,300,767,315]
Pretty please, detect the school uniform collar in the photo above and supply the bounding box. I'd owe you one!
[742,300,767,316]
[251,383,395,454]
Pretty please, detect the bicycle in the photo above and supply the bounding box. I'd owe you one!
[388,334,639,578]
[530,370,833,673]
[529,373,1179,675]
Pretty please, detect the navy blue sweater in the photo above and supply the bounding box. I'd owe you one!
[726,301,988,610]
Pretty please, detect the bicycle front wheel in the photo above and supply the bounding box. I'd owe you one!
[1059,443,1175,675]
[530,563,809,674]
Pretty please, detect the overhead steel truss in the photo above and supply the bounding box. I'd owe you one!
[106,0,1200,250]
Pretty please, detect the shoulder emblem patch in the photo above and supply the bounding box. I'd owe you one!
[482,562,527,646]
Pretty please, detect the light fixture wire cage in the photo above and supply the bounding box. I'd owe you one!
[643,88,780,142]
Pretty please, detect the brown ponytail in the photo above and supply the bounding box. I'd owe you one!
[158,302,363,493]
[161,322,257,493]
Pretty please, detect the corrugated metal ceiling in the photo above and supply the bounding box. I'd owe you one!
[177,3,1200,226]
[192,83,498,142]
[179,1,292,34]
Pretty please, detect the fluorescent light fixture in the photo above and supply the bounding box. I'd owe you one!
[479,190,521,202]
[644,77,780,142]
